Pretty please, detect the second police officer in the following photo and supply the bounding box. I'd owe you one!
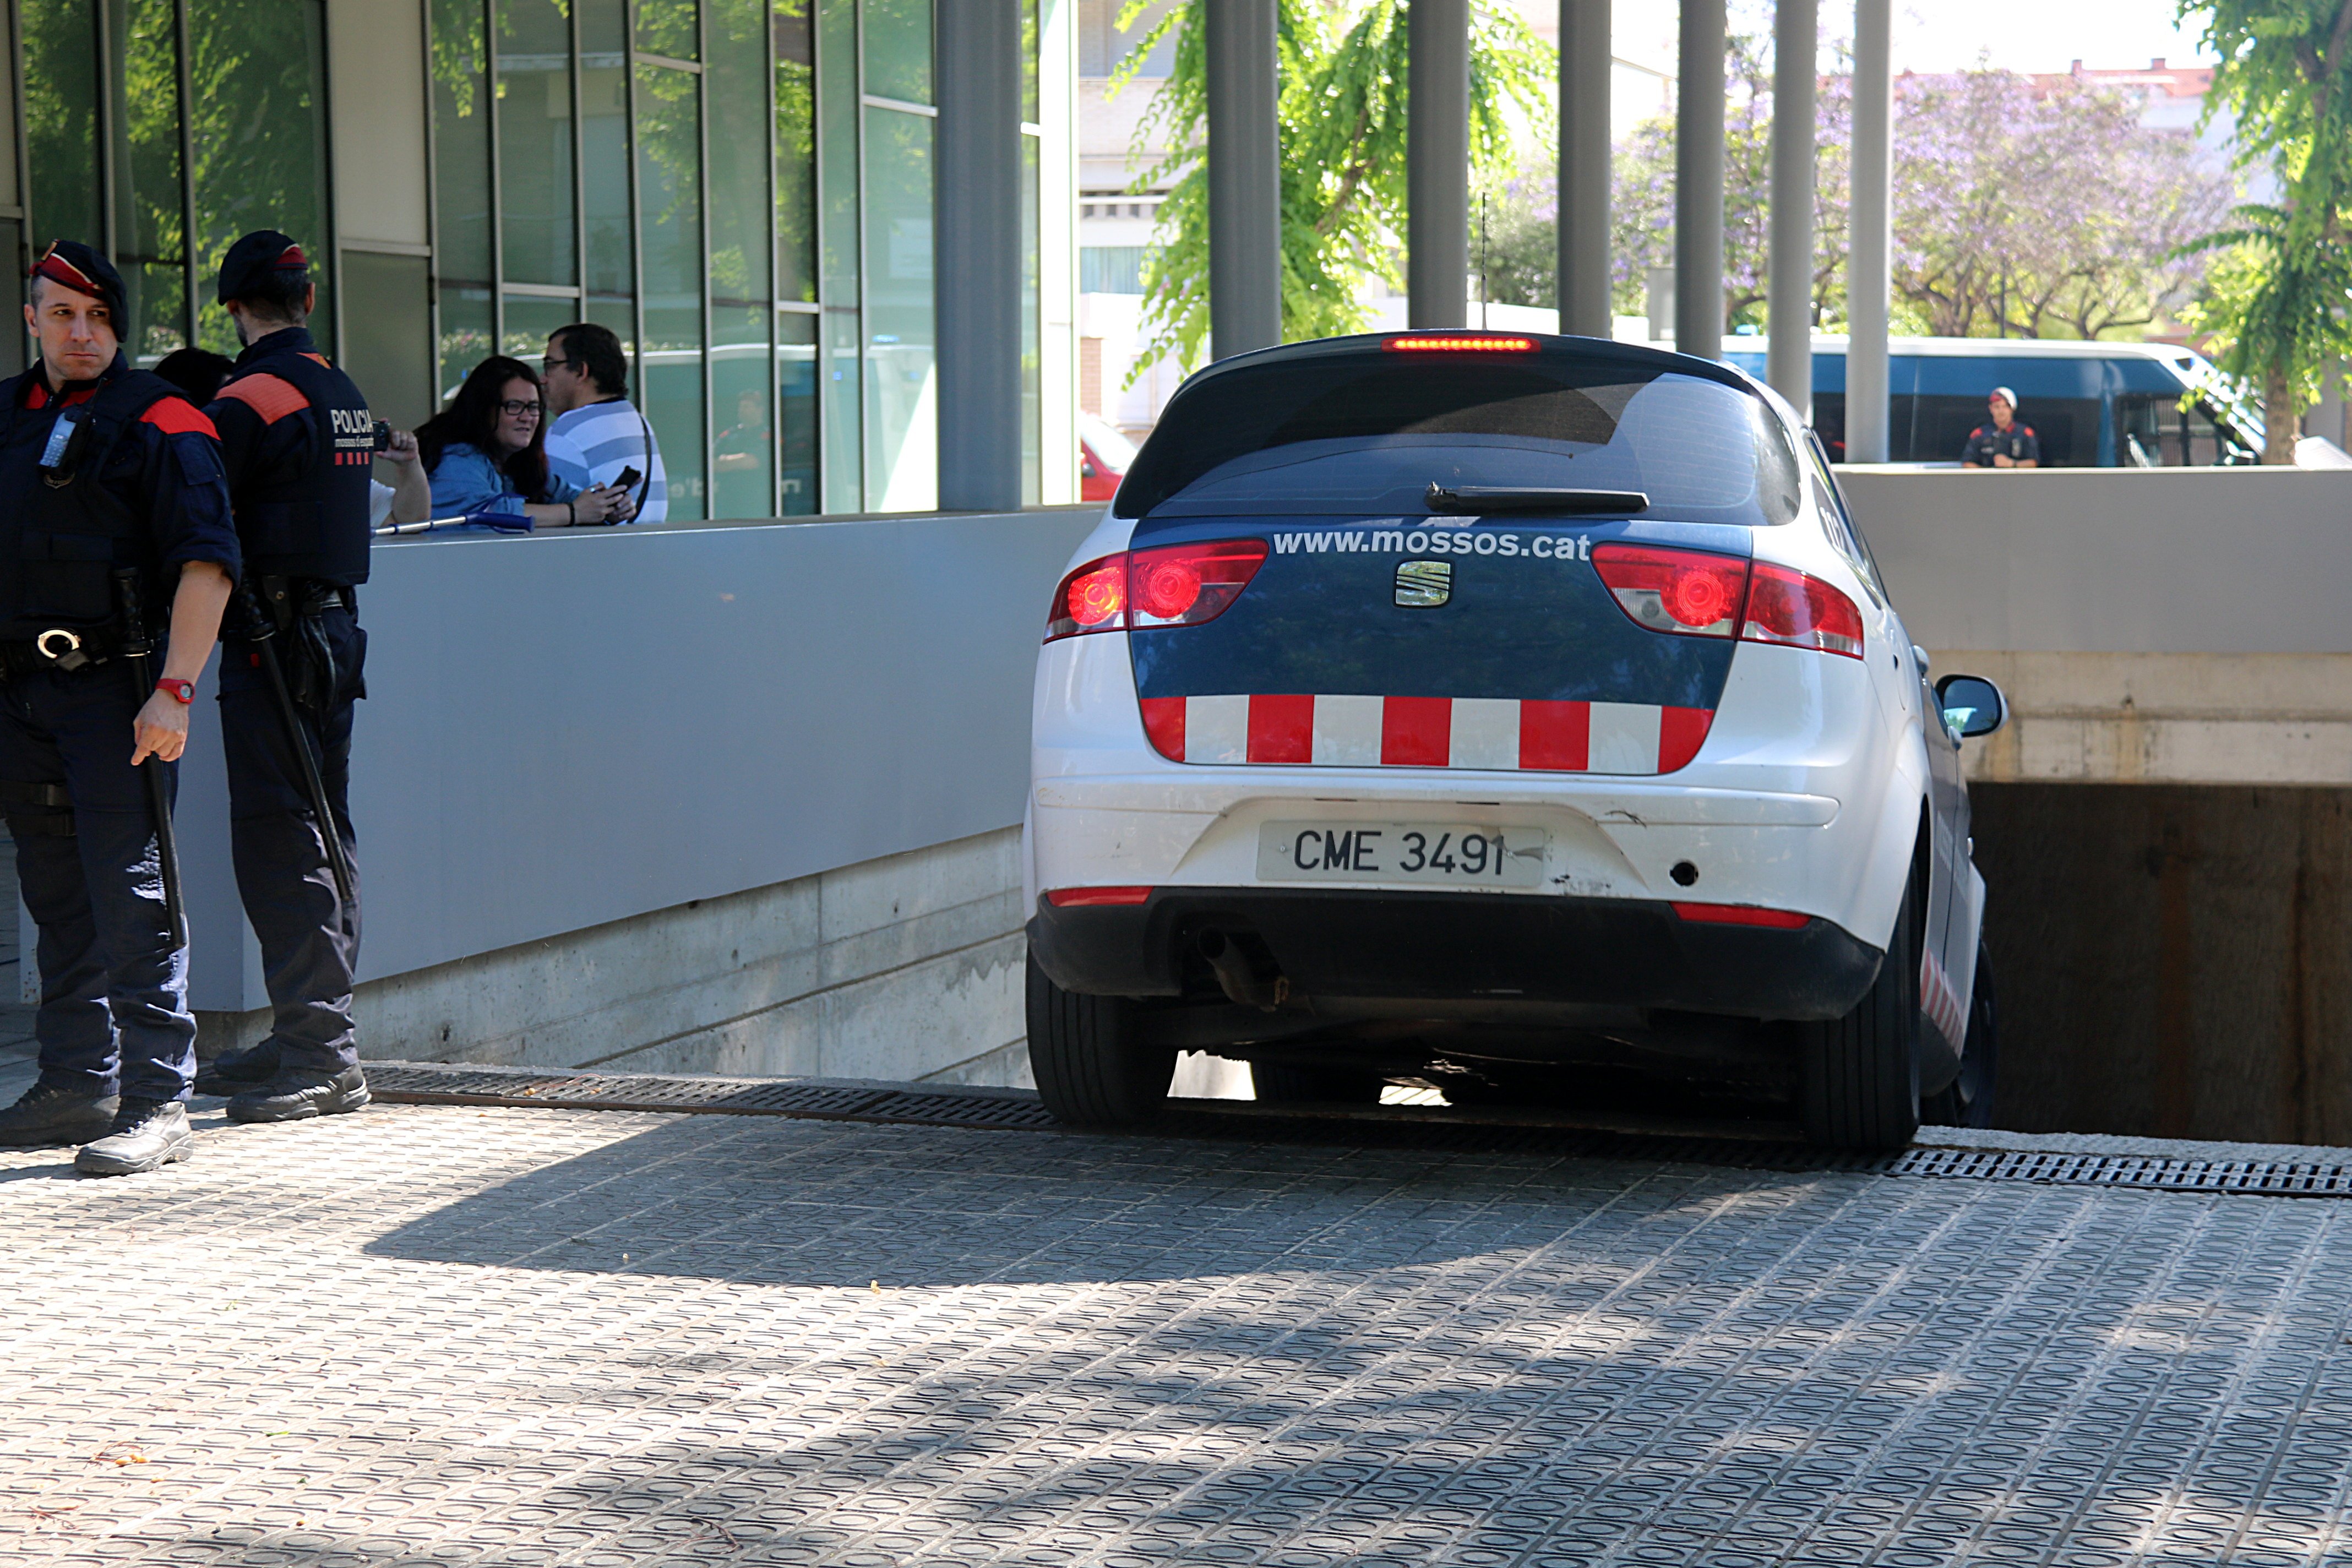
[188,232,374,1121]
[0,242,238,1174]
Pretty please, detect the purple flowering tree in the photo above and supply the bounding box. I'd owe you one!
[1525,48,2230,339]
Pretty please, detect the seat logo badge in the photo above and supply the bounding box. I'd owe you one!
[1395,559,1452,607]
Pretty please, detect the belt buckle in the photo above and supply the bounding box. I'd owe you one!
[34,629,89,671]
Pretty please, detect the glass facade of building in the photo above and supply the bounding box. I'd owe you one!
[1,0,334,377]
[0,0,1073,519]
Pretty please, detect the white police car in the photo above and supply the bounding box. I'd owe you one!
[1025,332,2004,1150]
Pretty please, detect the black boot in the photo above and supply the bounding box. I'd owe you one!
[193,1040,281,1098]
[0,1076,119,1149]
[74,1098,194,1175]
[226,1065,370,1124]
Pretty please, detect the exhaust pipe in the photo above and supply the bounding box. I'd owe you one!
[1197,929,1288,1012]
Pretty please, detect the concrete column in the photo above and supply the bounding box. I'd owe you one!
[1557,0,1612,338]
[1767,0,1815,415]
[934,0,1023,510]
[1206,0,1280,357]
[1674,0,1725,360]
[1847,0,1893,462]
[1407,0,1469,330]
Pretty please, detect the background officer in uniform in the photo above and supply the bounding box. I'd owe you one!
[188,232,374,1122]
[0,241,238,1175]
[1961,386,2040,469]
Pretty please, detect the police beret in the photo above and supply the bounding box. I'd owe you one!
[214,230,310,304]
[28,240,125,324]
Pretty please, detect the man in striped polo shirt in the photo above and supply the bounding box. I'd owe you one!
[541,323,666,525]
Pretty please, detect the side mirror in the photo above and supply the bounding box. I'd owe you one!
[1935,674,2006,739]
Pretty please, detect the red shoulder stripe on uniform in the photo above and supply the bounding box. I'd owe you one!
[2021,425,2036,437]
[141,396,218,439]
[217,373,307,424]
[301,352,331,367]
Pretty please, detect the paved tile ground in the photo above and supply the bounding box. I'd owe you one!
[8,1101,2352,1567]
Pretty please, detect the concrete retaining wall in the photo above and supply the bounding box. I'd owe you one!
[201,826,1037,1086]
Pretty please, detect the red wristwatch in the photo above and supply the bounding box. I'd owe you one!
[154,678,194,705]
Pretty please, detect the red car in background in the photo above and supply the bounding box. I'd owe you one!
[1080,415,1142,502]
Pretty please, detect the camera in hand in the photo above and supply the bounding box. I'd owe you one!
[372,419,393,452]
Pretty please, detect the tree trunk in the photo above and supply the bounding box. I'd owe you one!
[2266,364,2302,465]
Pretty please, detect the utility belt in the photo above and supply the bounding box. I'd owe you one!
[234,576,358,715]
[243,576,355,640]
[0,627,121,678]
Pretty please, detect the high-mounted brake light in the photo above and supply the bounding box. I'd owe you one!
[1045,538,1268,642]
[1385,335,1537,353]
[1591,543,1864,660]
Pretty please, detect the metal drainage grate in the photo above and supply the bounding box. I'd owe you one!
[360,1063,2352,1197]
[1890,1144,2352,1196]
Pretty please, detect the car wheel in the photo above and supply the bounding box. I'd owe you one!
[1921,938,1997,1128]
[1798,871,1924,1151]
[1250,1063,1385,1106]
[1025,951,1175,1125]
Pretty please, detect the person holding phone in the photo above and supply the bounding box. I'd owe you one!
[541,323,666,524]
[413,357,634,528]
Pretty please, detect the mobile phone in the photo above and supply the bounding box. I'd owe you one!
[372,419,393,451]
[613,465,641,491]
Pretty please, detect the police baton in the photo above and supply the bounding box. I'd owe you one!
[236,585,355,906]
[111,570,189,950]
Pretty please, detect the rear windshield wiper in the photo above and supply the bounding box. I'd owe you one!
[1425,483,1650,516]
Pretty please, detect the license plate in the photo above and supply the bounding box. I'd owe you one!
[1256,821,1547,888]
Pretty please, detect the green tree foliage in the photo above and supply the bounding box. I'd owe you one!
[2181,0,2352,460]
[1112,0,1551,374]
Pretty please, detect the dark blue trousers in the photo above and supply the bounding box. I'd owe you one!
[218,605,363,1076]
[0,660,194,1102]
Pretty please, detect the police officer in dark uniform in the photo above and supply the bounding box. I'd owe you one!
[0,241,238,1175]
[1961,385,2041,469]
[187,232,374,1123]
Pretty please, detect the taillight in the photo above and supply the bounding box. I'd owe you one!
[1591,544,1864,659]
[1592,544,1748,637]
[1130,538,1267,628]
[1044,538,1267,642]
[1741,563,1865,658]
[1046,554,1126,641]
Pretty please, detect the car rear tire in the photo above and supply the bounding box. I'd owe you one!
[1250,1063,1385,1106]
[1922,938,1997,1128]
[1799,873,1924,1151]
[1025,951,1176,1125]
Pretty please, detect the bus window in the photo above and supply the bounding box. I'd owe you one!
[1903,394,2099,466]
[2115,393,2259,466]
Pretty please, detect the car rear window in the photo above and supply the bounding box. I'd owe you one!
[1115,347,1804,525]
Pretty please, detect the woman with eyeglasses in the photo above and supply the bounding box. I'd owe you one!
[416,356,635,527]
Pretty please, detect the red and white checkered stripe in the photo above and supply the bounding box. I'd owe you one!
[1920,948,1967,1044]
[1137,695,1713,775]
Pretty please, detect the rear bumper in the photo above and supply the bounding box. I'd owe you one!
[1028,886,1883,1022]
